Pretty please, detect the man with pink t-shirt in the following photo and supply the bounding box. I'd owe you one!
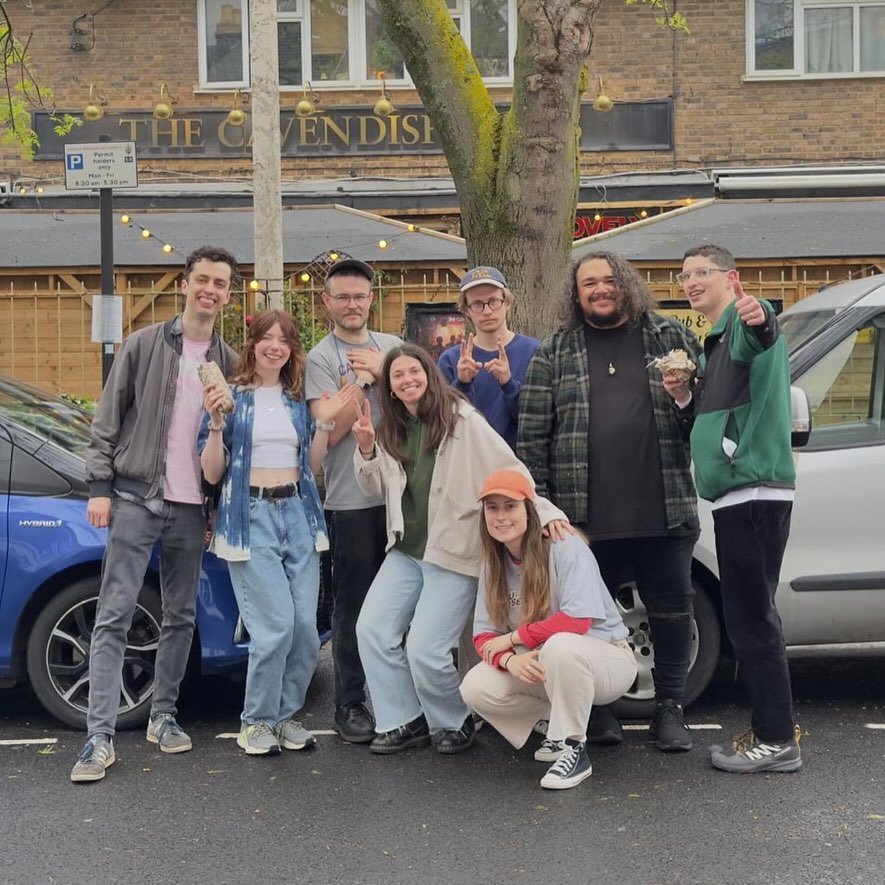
[72,246,239,783]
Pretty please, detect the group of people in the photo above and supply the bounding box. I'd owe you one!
[71,241,802,790]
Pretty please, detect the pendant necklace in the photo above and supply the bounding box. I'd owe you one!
[602,327,629,376]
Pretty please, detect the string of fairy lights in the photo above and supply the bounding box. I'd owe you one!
[115,210,425,293]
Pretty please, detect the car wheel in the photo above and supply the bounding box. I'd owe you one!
[612,579,721,720]
[26,577,162,730]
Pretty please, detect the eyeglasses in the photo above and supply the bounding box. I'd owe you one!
[466,297,505,314]
[329,293,371,305]
[675,267,728,284]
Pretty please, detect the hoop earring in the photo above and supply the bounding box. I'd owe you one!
[390,389,397,398]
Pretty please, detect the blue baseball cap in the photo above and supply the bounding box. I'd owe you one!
[459,266,507,292]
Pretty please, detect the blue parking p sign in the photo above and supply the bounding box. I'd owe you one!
[66,153,84,171]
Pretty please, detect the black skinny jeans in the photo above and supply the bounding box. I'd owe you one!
[713,499,795,742]
[588,527,699,702]
[327,506,388,710]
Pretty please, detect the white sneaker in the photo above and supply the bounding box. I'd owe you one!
[237,723,281,756]
[274,719,316,751]
[534,737,567,762]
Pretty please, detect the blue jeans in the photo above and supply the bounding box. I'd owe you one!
[228,496,320,727]
[88,496,205,737]
[356,549,478,733]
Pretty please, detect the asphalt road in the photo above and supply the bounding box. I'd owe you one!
[1,651,884,885]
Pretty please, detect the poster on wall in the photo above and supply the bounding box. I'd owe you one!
[404,303,469,361]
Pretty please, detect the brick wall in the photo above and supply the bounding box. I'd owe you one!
[2,0,882,184]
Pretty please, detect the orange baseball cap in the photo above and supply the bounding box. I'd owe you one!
[478,469,535,502]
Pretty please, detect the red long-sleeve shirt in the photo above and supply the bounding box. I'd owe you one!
[474,612,593,669]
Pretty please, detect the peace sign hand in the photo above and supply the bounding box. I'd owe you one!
[457,333,481,384]
[483,336,512,385]
[351,399,376,456]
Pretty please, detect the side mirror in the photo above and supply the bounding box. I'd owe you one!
[791,385,812,448]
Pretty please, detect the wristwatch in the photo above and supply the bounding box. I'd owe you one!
[356,378,374,391]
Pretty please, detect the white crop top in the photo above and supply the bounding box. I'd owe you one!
[251,386,300,468]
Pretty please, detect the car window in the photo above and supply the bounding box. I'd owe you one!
[779,309,838,354]
[794,318,885,449]
[0,378,92,456]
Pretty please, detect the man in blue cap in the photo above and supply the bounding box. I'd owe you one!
[438,267,539,450]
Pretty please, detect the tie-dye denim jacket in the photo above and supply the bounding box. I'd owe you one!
[197,385,328,561]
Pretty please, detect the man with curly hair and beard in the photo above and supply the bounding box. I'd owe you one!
[518,251,702,752]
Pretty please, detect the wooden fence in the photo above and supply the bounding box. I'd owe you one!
[1,265,878,399]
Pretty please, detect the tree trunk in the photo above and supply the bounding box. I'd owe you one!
[378,0,601,338]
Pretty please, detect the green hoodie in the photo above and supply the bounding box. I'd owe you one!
[689,300,795,502]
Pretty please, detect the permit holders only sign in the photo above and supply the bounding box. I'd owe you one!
[64,141,138,190]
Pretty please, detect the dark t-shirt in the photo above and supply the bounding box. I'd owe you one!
[583,322,667,539]
[395,417,435,559]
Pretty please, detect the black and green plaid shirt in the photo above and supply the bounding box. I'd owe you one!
[517,312,702,528]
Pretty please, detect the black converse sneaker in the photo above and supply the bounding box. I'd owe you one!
[539,739,592,790]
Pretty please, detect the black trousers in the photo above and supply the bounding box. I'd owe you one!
[327,506,388,709]
[589,527,698,702]
[713,499,795,743]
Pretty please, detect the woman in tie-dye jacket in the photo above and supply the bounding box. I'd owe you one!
[199,309,356,757]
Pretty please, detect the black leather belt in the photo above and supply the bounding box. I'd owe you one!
[249,482,300,500]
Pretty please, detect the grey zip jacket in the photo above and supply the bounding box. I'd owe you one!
[85,315,238,500]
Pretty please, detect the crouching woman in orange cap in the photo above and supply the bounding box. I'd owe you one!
[461,469,638,790]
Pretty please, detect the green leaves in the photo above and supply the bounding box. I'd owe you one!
[623,0,690,34]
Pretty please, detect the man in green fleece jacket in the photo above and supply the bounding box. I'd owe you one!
[664,243,801,774]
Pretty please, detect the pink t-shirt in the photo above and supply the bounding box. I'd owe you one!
[164,336,210,504]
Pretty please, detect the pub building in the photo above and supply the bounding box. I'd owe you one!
[1,0,883,396]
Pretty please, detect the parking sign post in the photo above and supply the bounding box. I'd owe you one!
[64,138,138,386]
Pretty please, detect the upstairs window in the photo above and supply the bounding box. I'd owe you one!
[748,1,885,77]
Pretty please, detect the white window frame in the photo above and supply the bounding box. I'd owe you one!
[746,0,885,80]
[198,0,517,90]
[198,0,250,89]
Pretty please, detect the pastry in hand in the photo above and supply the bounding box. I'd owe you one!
[197,361,234,413]
[647,349,696,382]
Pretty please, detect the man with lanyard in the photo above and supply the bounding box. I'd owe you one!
[305,258,402,743]
[72,246,239,782]
[518,250,702,752]
[438,266,539,450]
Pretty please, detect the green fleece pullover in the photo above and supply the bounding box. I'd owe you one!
[689,300,796,502]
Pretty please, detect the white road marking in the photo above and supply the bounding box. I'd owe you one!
[0,738,58,746]
[215,729,337,740]
[864,723,885,730]
[622,724,722,731]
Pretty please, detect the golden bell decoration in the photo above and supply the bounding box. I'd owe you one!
[296,82,319,118]
[153,83,178,121]
[592,78,614,113]
[373,77,394,117]
[225,89,247,127]
[83,84,108,122]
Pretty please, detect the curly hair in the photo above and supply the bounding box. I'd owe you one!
[183,245,240,287]
[231,309,305,399]
[560,250,655,329]
[376,343,465,462]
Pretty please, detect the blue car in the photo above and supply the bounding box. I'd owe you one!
[0,375,249,729]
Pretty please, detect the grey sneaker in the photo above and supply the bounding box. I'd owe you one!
[70,735,115,783]
[146,713,193,754]
[237,723,281,756]
[711,736,802,773]
[534,737,568,762]
[274,719,316,751]
[540,739,593,790]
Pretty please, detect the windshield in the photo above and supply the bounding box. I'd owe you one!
[0,377,93,456]
[779,309,839,354]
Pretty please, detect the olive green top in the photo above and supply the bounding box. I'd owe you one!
[394,417,436,559]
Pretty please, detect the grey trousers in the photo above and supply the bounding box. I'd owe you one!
[87,496,206,737]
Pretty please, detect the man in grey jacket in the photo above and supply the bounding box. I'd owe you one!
[71,246,239,783]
